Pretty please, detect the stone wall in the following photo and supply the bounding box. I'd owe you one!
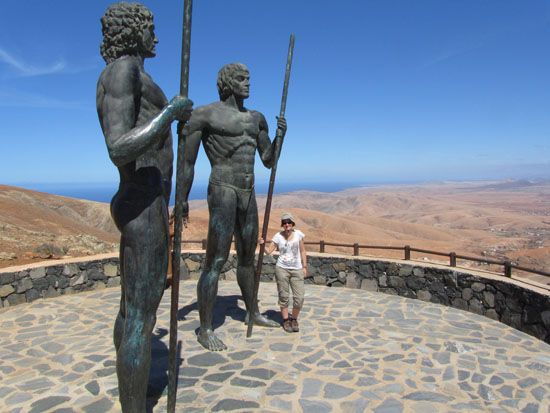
[1,252,548,343]
[301,255,550,344]
[0,257,121,307]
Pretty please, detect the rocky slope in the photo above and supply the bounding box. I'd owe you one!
[0,185,118,266]
[1,181,548,285]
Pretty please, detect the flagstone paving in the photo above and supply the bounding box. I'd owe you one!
[0,281,549,412]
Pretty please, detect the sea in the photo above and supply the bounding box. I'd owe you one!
[18,181,392,205]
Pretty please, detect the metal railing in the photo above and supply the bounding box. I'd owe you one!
[179,239,549,280]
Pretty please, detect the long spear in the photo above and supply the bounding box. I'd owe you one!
[247,34,295,338]
[168,0,193,411]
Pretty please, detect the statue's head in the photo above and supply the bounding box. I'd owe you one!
[100,2,156,64]
[217,63,250,101]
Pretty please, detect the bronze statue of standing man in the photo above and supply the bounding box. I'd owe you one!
[97,3,192,411]
[182,63,286,351]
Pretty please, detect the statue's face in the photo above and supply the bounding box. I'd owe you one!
[139,20,158,58]
[231,70,250,99]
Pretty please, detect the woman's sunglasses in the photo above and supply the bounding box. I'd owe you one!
[281,219,293,225]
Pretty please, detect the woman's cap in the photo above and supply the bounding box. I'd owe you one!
[281,212,294,222]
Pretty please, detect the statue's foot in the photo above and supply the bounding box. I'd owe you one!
[245,312,280,328]
[197,328,227,351]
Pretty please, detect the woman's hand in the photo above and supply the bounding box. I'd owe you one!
[260,238,277,255]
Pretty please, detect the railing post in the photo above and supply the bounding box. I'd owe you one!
[404,245,411,260]
[450,252,456,267]
[504,261,512,277]
[202,238,207,250]
[353,243,359,256]
[320,240,325,253]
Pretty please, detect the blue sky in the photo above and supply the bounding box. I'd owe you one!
[1,0,550,193]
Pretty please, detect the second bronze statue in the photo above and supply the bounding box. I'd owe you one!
[181,63,287,351]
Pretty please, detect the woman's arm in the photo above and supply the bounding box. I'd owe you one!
[299,238,308,277]
[259,238,277,255]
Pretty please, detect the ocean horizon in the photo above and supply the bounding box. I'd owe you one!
[8,177,548,205]
[13,181,388,205]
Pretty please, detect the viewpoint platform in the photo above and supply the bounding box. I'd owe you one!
[0,281,549,412]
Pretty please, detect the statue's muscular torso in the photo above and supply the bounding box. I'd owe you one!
[97,56,173,202]
[192,101,267,190]
[134,71,173,194]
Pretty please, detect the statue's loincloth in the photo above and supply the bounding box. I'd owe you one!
[208,178,254,211]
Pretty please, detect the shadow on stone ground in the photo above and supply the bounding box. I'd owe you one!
[145,294,283,411]
[146,328,182,412]
[177,294,283,330]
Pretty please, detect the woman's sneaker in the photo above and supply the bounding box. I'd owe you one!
[290,317,299,332]
[283,319,293,333]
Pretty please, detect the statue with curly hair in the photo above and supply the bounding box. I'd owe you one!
[96,3,192,411]
[100,2,153,64]
[180,63,287,351]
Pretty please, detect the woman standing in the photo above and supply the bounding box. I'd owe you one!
[264,212,308,333]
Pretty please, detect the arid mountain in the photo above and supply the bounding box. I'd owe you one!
[1,181,548,286]
[190,180,549,285]
[0,185,118,266]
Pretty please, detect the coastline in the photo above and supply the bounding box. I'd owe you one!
[8,178,549,205]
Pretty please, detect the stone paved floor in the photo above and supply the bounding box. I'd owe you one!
[1,281,549,413]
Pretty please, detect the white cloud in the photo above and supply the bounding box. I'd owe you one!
[0,47,67,77]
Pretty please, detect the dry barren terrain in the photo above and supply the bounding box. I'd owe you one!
[0,185,118,266]
[1,181,548,284]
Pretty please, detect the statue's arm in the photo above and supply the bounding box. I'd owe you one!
[97,60,192,167]
[181,110,205,219]
[257,112,286,168]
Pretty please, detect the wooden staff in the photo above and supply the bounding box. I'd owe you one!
[168,0,193,411]
[247,34,295,338]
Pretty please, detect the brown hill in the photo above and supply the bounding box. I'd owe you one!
[1,181,548,286]
[187,181,549,281]
[0,185,118,266]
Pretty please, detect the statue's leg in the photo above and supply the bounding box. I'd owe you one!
[113,234,125,351]
[197,184,236,351]
[235,191,278,328]
[115,197,168,412]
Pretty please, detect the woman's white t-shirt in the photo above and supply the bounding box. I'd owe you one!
[272,230,305,270]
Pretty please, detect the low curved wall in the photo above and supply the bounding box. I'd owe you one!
[1,252,548,343]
